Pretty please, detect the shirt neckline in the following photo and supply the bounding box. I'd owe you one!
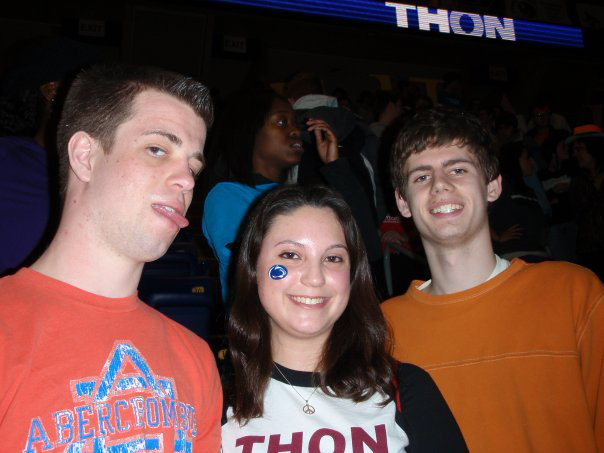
[417,254,510,292]
[409,258,524,305]
[272,362,320,388]
[18,267,141,312]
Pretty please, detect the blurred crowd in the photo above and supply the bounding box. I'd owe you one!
[1,37,602,296]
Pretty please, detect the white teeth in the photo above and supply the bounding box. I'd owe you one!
[431,203,463,214]
[292,296,324,305]
[163,206,175,213]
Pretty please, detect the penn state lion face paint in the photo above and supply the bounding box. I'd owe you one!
[269,264,288,280]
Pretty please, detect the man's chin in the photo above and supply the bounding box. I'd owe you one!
[140,242,174,264]
[145,247,172,263]
[136,230,181,265]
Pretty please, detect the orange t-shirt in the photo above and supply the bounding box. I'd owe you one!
[0,268,222,452]
[382,259,604,453]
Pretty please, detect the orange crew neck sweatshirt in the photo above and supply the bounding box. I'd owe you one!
[382,259,604,453]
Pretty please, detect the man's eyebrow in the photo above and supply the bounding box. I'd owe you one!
[442,158,476,167]
[143,129,182,146]
[407,158,476,176]
[407,164,433,176]
[143,129,205,165]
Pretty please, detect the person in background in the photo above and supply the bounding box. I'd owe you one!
[0,36,99,275]
[222,184,467,452]
[525,100,569,176]
[369,90,402,139]
[436,72,463,109]
[489,141,549,262]
[355,89,375,123]
[0,63,222,451]
[201,88,335,304]
[382,107,604,452]
[285,71,387,297]
[331,86,353,111]
[493,110,522,154]
[541,130,577,261]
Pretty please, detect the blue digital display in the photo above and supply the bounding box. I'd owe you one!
[210,0,584,48]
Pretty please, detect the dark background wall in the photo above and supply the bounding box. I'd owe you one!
[1,0,602,121]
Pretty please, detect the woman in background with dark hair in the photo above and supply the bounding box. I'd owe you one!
[222,184,467,452]
[201,88,336,304]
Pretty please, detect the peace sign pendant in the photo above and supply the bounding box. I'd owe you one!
[303,403,315,415]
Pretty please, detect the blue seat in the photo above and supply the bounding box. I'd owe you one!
[138,275,218,340]
[141,226,208,277]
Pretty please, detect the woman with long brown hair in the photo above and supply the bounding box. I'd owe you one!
[221,184,467,452]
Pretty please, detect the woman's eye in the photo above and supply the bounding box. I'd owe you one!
[325,255,344,263]
[278,251,298,260]
[148,146,166,157]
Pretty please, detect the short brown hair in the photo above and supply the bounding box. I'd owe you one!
[390,107,499,196]
[57,63,213,195]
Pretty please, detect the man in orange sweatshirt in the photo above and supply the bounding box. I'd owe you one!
[382,107,603,452]
[0,64,221,452]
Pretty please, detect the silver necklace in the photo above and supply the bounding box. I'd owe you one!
[274,363,319,415]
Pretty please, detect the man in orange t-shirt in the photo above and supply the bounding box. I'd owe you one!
[0,64,221,451]
[382,107,603,452]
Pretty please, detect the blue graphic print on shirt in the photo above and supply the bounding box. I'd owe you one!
[23,341,197,452]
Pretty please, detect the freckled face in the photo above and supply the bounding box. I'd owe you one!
[396,144,501,249]
[86,89,207,263]
[256,206,351,348]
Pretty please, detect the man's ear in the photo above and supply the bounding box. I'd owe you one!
[487,175,503,202]
[67,131,98,183]
[395,188,413,218]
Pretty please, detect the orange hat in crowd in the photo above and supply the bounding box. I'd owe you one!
[565,124,604,144]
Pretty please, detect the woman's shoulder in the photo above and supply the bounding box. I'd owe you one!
[394,362,469,452]
[395,362,431,385]
[394,362,445,411]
